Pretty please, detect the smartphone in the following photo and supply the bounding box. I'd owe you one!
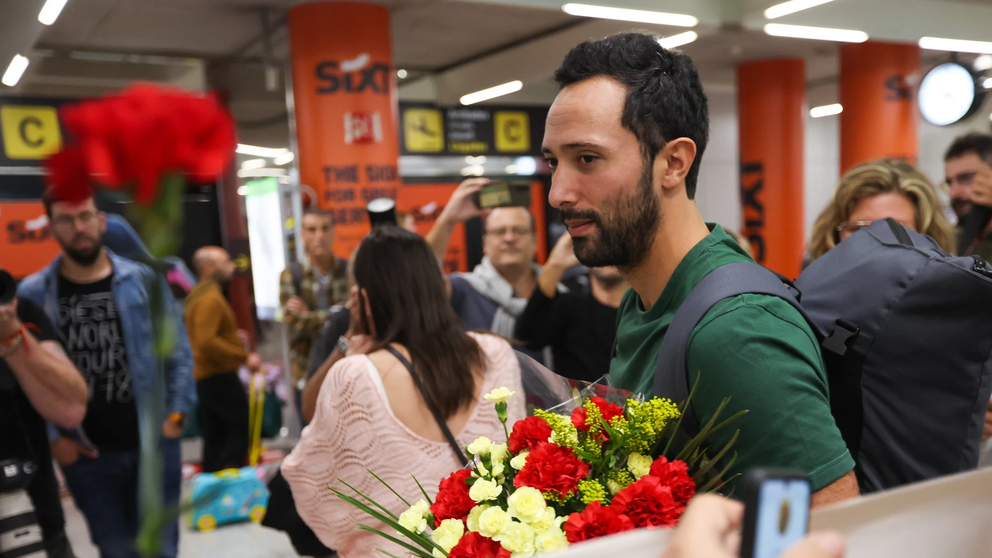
[740,468,811,558]
[472,181,531,209]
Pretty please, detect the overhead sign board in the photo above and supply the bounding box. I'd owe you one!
[399,103,548,157]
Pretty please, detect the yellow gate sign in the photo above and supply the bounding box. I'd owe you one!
[494,111,530,153]
[1,105,63,160]
[403,108,444,153]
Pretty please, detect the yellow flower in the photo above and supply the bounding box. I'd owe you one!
[485,387,517,404]
[507,486,547,524]
[492,461,506,478]
[495,521,536,557]
[397,499,430,534]
[527,508,558,534]
[469,478,503,503]
[627,453,652,479]
[466,504,491,533]
[607,479,624,495]
[534,526,569,554]
[577,479,608,505]
[510,451,529,470]
[431,519,465,554]
[490,443,508,463]
[467,437,493,456]
[478,506,512,539]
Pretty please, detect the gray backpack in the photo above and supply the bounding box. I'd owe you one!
[656,219,992,493]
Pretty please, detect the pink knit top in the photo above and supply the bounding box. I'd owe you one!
[281,333,526,558]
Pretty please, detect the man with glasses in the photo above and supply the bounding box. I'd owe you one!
[944,132,992,261]
[427,178,548,363]
[18,189,194,558]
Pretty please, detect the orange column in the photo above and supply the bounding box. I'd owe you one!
[839,41,920,172]
[288,1,401,259]
[737,59,806,278]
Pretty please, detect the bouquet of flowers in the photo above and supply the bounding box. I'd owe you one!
[336,382,744,557]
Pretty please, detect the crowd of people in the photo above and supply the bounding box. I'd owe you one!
[2,30,991,558]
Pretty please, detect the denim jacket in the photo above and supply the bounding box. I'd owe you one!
[17,249,196,442]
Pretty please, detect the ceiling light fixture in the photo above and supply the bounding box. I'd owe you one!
[764,0,835,20]
[240,158,266,170]
[810,103,843,118]
[658,31,698,50]
[983,77,992,90]
[561,3,698,27]
[974,55,992,72]
[397,69,408,79]
[919,36,992,55]
[38,0,69,25]
[764,23,868,43]
[236,144,289,158]
[237,168,287,178]
[461,165,485,177]
[274,151,295,166]
[2,55,29,87]
[460,81,523,105]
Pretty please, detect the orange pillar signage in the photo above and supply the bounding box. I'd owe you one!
[737,59,806,278]
[839,41,920,172]
[288,1,401,259]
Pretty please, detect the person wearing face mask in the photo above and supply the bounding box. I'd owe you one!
[808,159,956,261]
[541,32,857,507]
[427,185,551,364]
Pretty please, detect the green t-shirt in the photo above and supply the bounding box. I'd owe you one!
[610,224,854,492]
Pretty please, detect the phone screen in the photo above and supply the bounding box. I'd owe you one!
[478,183,513,208]
[752,478,810,558]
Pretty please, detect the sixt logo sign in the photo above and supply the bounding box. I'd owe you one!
[315,53,390,95]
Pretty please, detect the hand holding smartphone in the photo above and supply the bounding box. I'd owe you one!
[471,181,531,209]
[741,468,811,558]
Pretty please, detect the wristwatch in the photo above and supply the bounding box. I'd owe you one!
[336,335,350,355]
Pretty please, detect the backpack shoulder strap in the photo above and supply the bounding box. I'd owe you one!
[289,261,305,295]
[655,261,808,435]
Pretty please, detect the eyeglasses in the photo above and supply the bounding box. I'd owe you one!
[943,172,977,190]
[485,226,532,238]
[51,211,99,230]
[836,220,916,236]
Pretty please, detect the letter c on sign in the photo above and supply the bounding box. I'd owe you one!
[19,116,44,148]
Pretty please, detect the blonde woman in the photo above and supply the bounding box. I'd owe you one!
[809,159,956,261]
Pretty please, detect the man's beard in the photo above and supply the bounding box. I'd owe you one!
[561,161,660,272]
[61,234,103,266]
[952,198,973,220]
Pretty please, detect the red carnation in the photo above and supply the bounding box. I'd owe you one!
[508,416,553,454]
[571,397,625,441]
[649,457,696,506]
[610,475,683,528]
[513,442,589,499]
[44,146,94,204]
[563,501,635,543]
[447,532,511,558]
[430,469,475,527]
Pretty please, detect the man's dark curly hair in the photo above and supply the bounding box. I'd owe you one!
[554,32,709,199]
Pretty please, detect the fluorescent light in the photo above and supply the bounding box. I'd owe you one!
[764,23,868,43]
[465,156,487,165]
[974,55,992,71]
[460,81,523,105]
[274,151,295,166]
[983,77,992,90]
[920,36,992,55]
[658,31,698,49]
[562,3,698,27]
[240,158,266,170]
[237,168,287,178]
[397,69,408,79]
[237,186,249,196]
[236,144,289,158]
[38,0,69,25]
[2,55,29,87]
[461,165,485,176]
[764,0,835,19]
[810,103,843,118]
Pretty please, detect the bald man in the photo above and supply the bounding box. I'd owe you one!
[184,247,259,472]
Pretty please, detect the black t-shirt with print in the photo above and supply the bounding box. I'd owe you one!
[57,273,140,451]
[0,297,68,541]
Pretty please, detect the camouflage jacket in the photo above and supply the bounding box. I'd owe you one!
[280,257,349,385]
